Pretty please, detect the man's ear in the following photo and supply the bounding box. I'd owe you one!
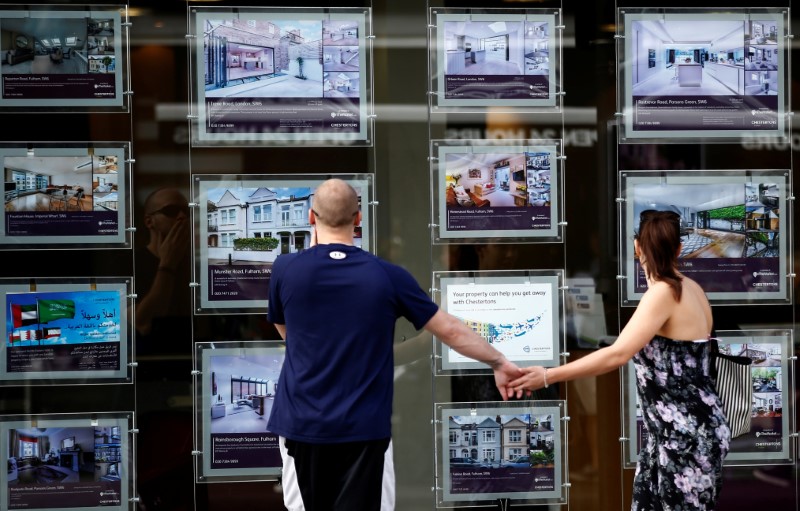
[143,214,154,230]
[308,209,316,225]
[354,210,362,226]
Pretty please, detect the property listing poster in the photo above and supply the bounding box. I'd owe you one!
[1,416,129,511]
[438,274,561,371]
[0,282,129,384]
[435,142,559,241]
[193,8,371,144]
[0,8,124,108]
[720,333,792,463]
[439,404,563,503]
[433,11,558,108]
[622,171,789,304]
[200,343,285,480]
[624,331,792,466]
[622,11,786,139]
[194,174,372,313]
[1,145,128,247]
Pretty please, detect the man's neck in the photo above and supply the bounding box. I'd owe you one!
[315,229,355,246]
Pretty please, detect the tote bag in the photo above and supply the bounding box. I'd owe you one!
[710,338,753,439]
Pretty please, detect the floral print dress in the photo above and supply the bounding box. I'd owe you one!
[632,335,731,511]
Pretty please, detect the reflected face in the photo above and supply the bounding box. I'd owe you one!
[145,189,188,235]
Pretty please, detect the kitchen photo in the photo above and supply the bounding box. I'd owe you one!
[443,20,526,76]
[629,18,747,96]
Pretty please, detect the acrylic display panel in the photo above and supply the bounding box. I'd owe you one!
[0,4,129,112]
[0,142,131,249]
[0,277,133,386]
[619,170,791,306]
[0,412,133,511]
[565,277,614,349]
[618,8,788,142]
[434,401,567,507]
[429,8,561,112]
[195,341,285,483]
[433,270,564,374]
[189,6,373,146]
[193,173,374,314]
[621,330,795,468]
[430,139,563,243]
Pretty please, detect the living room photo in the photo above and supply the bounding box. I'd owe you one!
[444,151,551,210]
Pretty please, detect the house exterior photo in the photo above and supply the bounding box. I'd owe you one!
[503,417,529,459]
[206,187,314,264]
[206,186,363,265]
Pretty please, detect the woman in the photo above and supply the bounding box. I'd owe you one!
[509,210,730,510]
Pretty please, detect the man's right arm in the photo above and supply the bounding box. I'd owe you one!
[423,309,522,400]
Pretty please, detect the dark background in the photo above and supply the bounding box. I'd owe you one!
[0,0,796,510]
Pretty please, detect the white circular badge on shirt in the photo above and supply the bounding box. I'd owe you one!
[330,251,347,260]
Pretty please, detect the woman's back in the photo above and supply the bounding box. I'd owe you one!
[655,275,713,341]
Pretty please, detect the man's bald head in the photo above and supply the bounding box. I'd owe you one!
[312,179,359,228]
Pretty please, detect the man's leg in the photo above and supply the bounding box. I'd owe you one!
[333,438,390,511]
[280,437,393,511]
[380,440,395,511]
[279,436,305,511]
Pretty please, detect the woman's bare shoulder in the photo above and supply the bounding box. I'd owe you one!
[645,280,678,298]
[680,275,707,294]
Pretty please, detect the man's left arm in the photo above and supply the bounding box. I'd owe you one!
[274,323,286,340]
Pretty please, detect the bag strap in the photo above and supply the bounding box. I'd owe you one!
[707,336,720,379]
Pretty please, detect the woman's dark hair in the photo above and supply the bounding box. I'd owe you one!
[635,210,683,300]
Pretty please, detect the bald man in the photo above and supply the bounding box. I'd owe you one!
[267,179,521,511]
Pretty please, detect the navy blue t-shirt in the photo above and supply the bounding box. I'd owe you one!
[267,243,439,443]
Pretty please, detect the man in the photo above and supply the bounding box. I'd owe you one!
[267,179,522,511]
[134,188,193,511]
[135,188,191,338]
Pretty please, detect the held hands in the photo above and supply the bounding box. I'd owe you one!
[507,366,548,399]
[492,359,525,401]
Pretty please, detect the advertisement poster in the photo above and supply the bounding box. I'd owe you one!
[438,404,563,503]
[0,7,125,109]
[436,272,562,372]
[621,170,789,305]
[432,11,558,108]
[623,331,793,467]
[434,142,560,241]
[199,342,285,480]
[192,8,371,144]
[622,10,786,140]
[1,145,128,248]
[0,415,130,511]
[194,174,373,314]
[0,280,130,385]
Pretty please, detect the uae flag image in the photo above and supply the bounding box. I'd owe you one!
[11,304,38,328]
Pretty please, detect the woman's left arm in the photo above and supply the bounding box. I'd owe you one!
[509,282,676,395]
